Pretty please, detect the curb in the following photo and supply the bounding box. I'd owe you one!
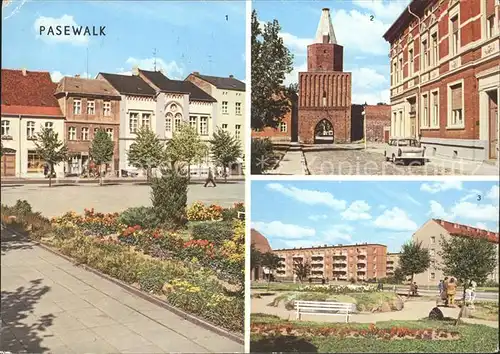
[2,225,244,345]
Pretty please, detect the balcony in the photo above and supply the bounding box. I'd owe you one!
[311,258,324,264]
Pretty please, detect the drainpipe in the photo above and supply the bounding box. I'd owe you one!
[408,4,421,141]
[18,114,22,178]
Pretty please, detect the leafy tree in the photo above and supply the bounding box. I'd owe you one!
[261,252,281,290]
[251,244,262,270]
[251,9,294,130]
[439,235,497,323]
[167,124,206,180]
[399,240,431,285]
[293,259,311,283]
[251,138,275,174]
[150,169,188,229]
[393,267,405,284]
[209,128,242,182]
[89,128,114,186]
[33,127,68,187]
[127,126,165,182]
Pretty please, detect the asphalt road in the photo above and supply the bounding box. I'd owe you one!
[391,287,498,301]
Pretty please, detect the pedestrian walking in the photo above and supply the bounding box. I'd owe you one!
[446,278,457,307]
[442,277,449,306]
[204,167,217,187]
[438,279,444,296]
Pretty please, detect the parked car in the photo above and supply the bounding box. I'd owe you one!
[121,169,139,177]
[384,138,425,165]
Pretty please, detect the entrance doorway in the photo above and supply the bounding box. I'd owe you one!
[1,149,16,176]
[487,90,498,160]
[314,119,334,144]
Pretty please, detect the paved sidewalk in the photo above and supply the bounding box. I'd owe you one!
[1,228,243,353]
[268,151,307,175]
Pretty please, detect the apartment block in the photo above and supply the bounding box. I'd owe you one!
[386,252,401,276]
[383,0,499,162]
[273,243,388,281]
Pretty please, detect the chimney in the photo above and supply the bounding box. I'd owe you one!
[22,68,27,76]
[132,66,139,76]
[75,74,80,78]
[229,74,234,78]
[193,71,200,75]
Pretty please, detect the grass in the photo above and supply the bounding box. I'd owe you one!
[250,315,499,353]
[465,301,499,321]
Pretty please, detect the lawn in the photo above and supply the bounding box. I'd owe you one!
[250,314,499,353]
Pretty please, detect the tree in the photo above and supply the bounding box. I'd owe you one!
[127,126,165,182]
[167,124,206,180]
[209,128,242,182]
[399,240,431,286]
[439,235,497,323]
[33,127,68,187]
[393,268,405,284]
[261,252,281,291]
[251,244,262,271]
[293,259,311,283]
[251,9,294,130]
[89,128,114,186]
[151,169,188,229]
[251,138,275,174]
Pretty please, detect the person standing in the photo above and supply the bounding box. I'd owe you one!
[446,278,457,307]
[438,279,444,297]
[442,277,449,306]
[204,167,216,187]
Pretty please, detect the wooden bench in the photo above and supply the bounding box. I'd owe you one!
[294,300,356,323]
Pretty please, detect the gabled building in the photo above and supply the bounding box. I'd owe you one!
[1,69,65,177]
[412,218,499,285]
[383,0,499,162]
[54,76,121,175]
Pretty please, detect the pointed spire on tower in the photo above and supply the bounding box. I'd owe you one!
[315,8,337,44]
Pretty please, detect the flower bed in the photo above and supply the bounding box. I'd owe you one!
[299,284,377,293]
[187,201,244,221]
[250,323,461,341]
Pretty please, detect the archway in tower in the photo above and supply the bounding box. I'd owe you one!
[314,119,334,144]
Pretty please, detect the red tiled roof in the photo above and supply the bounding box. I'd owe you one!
[365,105,391,120]
[1,69,63,117]
[434,219,499,243]
[251,229,272,253]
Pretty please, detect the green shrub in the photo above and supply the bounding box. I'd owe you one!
[13,200,32,216]
[151,170,188,229]
[251,138,274,174]
[118,207,158,229]
[482,280,499,287]
[191,221,233,245]
[221,208,238,221]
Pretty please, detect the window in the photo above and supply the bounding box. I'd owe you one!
[280,122,287,133]
[81,127,89,141]
[45,122,53,130]
[1,120,10,137]
[451,16,459,55]
[165,113,173,132]
[222,101,228,114]
[73,99,81,115]
[409,49,414,76]
[398,58,403,82]
[68,127,76,140]
[106,128,113,139]
[199,116,208,135]
[235,102,242,115]
[450,83,463,127]
[430,272,436,280]
[487,15,495,39]
[422,39,428,70]
[129,112,139,133]
[235,124,241,139]
[399,111,403,136]
[222,123,228,130]
[174,113,182,132]
[27,150,44,173]
[87,100,95,115]
[392,61,397,85]
[141,113,151,128]
[27,121,35,139]
[431,236,436,244]
[103,101,111,116]
[94,127,100,136]
[430,249,435,257]
[189,116,197,131]
[431,91,439,127]
[422,94,429,127]
[431,33,438,66]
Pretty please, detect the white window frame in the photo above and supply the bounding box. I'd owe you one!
[81,127,89,141]
[73,99,81,115]
[486,14,496,39]
[421,35,429,71]
[235,124,241,139]
[103,101,111,116]
[141,113,151,129]
[189,116,197,131]
[1,120,10,137]
[129,112,139,134]
[222,101,228,114]
[199,116,208,135]
[398,55,403,83]
[68,126,77,140]
[26,121,36,139]
[165,113,173,133]
[222,123,228,130]
[408,44,414,77]
[235,102,242,115]
[421,93,429,128]
[447,79,465,129]
[430,29,438,67]
[174,113,182,132]
[279,122,287,133]
[449,10,460,57]
[430,89,440,128]
[44,122,53,130]
[87,100,95,115]
[106,128,113,139]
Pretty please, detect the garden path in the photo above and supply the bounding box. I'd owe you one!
[1,227,244,353]
[251,296,498,328]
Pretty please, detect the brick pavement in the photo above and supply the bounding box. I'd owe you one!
[0,227,243,353]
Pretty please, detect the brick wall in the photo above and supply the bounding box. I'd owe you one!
[299,108,351,143]
[252,109,292,141]
[307,43,344,72]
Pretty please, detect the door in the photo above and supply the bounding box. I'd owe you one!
[1,153,16,176]
[410,117,416,138]
[384,129,390,143]
[488,91,498,160]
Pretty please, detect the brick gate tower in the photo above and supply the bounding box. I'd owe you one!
[298,8,352,144]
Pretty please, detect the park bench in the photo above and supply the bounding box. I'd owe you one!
[294,300,356,322]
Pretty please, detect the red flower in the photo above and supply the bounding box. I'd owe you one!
[133,225,141,231]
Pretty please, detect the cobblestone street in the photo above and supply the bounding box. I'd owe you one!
[305,150,477,175]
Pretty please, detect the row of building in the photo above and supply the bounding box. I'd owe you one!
[1,68,246,178]
[251,218,499,286]
[253,2,499,163]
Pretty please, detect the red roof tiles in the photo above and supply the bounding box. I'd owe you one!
[1,69,63,117]
[434,219,499,243]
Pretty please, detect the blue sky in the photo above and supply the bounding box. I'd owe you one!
[254,0,412,104]
[251,180,500,253]
[2,0,245,82]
